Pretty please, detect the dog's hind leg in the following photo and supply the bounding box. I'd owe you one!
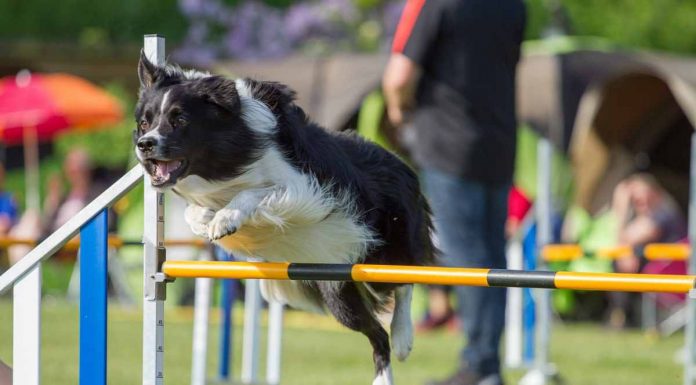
[318,282,393,385]
[390,284,413,361]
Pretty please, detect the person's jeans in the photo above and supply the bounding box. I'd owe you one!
[422,168,508,376]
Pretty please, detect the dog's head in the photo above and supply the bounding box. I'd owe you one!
[133,52,285,189]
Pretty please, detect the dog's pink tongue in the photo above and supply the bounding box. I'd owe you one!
[153,160,181,180]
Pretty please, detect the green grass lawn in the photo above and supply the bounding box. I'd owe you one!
[0,299,685,385]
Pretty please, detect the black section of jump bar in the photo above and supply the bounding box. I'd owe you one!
[287,263,353,281]
[487,269,557,289]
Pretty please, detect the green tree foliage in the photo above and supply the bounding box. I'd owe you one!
[2,0,696,55]
[558,0,696,54]
[0,0,188,44]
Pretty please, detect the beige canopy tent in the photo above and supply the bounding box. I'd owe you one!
[568,51,696,214]
[213,53,388,132]
[213,45,696,215]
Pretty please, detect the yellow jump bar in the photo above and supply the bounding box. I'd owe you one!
[543,243,691,262]
[161,261,696,294]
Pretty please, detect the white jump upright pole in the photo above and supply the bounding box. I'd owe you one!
[13,262,41,385]
[142,34,167,385]
[241,278,262,384]
[505,240,524,369]
[266,301,284,385]
[535,137,555,383]
[520,137,557,385]
[684,132,696,385]
[191,248,213,385]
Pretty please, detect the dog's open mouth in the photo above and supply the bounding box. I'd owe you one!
[146,158,187,187]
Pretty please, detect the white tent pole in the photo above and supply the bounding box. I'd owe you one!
[683,132,696,385]
[23,125,40,211]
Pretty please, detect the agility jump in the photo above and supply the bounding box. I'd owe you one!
[3,34,696,385]
[162,260,696,294]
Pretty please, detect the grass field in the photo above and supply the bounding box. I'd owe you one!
[0,299,686,385]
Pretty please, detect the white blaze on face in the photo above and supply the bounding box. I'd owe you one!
[160,89,171,117]
[136,90,172,161]
[138,89,172,144]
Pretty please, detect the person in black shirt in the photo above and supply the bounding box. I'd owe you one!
[383,1,526,384]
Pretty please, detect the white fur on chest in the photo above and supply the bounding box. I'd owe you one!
[174,147,376,265]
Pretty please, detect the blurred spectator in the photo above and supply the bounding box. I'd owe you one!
[506,186,533,238]
[0,162,18,236]
[612,173,686,271]
[0,360,10,385]
[43,148,96,234]
[0,161,18,269]
[608,173,687,328]
[10,148,108,265]
[383,0,525,384]
[416,285,456,332]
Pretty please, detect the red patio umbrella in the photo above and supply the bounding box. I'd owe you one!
[0,70,123,209]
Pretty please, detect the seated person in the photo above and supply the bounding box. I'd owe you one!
[612,173,686,273]
[609,173,686,328]
[0,162,18,269]
[0,162,18,236]
[10,148,106,265]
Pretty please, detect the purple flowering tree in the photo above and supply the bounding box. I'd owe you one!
[174,0,404,64]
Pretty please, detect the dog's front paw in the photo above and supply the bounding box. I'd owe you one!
[207,208,244,240]
[189,222,210,238]
[185,205,215,238]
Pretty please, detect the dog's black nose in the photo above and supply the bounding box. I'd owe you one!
[137,136,157,152]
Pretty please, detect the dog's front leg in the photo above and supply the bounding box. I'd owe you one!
[207,188,274,240]
[184,204,216,238]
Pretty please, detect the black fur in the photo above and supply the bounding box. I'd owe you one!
[134,73,267,184]
[133,55,436,380]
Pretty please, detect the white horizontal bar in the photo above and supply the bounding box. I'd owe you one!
[0,165,143,293]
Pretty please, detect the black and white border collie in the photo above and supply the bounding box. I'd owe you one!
[133,52,435,385]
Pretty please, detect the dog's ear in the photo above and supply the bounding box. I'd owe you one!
[195,77,241,113]
[138,49,165,89]
[244,78,296,112]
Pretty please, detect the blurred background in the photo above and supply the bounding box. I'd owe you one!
[3,1,696,384]
[0,0,695,208]
[1,0,696,208]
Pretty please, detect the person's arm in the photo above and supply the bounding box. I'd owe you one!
[616,216,661,273]
[619,216,661,246]
[382,0,442,126]
[382,54,419,126]
[611,180,633,229]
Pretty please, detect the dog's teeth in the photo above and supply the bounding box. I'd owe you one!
[151,160,182,183]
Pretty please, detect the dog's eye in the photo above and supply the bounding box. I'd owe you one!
[139,119,150,131]
[172,116,187,128]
